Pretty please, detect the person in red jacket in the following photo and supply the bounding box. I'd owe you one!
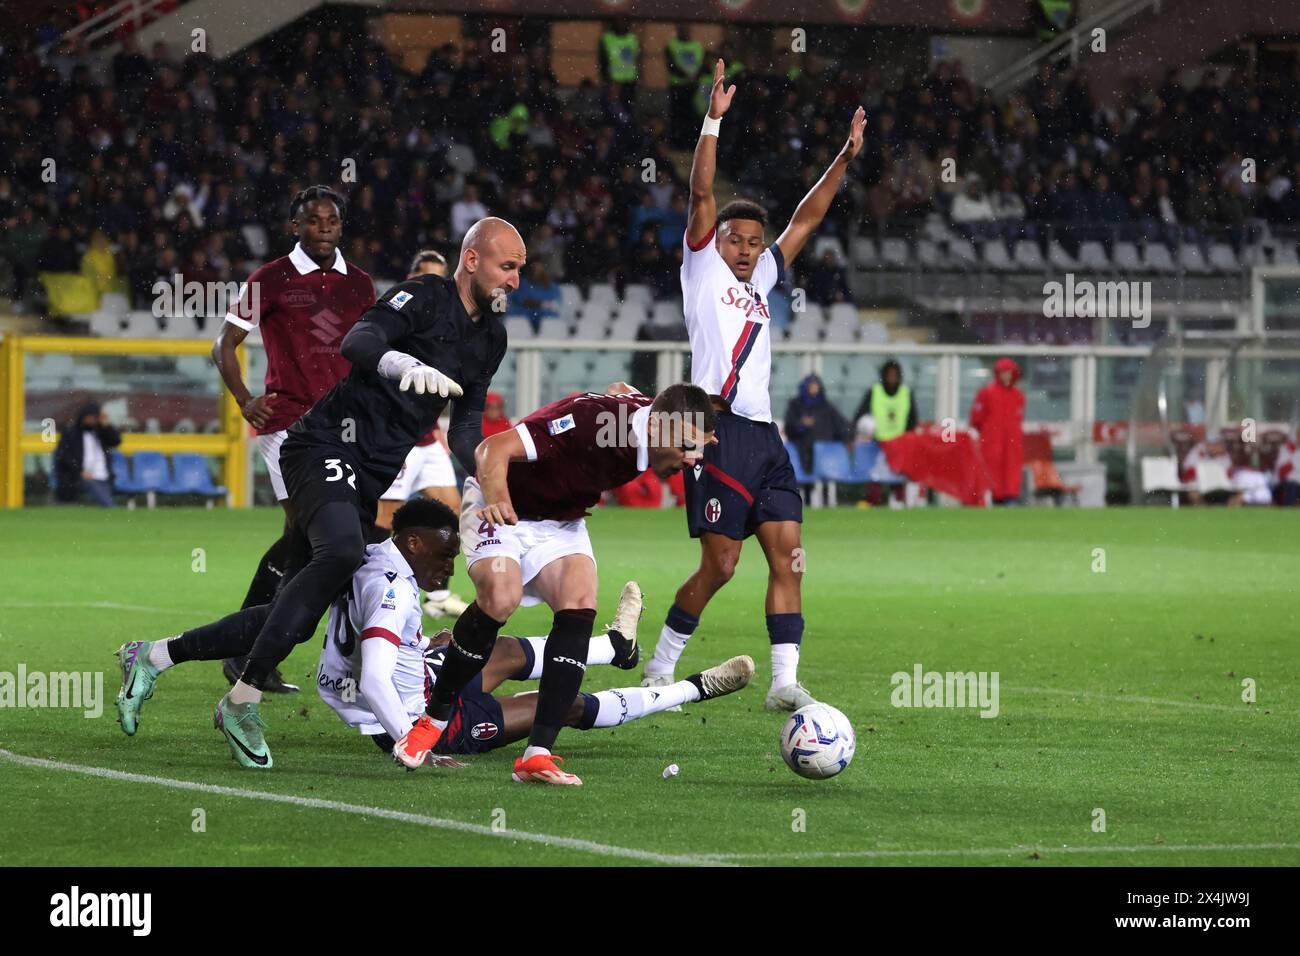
[482,391,513,437]
[970,357,1025,504]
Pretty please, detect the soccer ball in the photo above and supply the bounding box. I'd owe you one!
[779,703,856,779]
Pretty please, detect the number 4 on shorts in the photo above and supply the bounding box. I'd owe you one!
[478,519,495,537]
[324,458,357,489]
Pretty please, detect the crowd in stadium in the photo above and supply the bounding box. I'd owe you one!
[5,19,1300,320]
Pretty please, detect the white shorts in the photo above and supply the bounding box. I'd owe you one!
[255,429,289,501]
[381,442,458,501]
[459,477,595,607]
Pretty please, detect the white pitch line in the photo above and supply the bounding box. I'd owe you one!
[0,601,198,615]
[1010,685,1254,713]
[0,749,730,868]
[700,842,1300,862]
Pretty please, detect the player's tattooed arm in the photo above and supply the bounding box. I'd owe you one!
[776,105,866,267]
[473,428,530,526]
[686,59,735,247]
[212,321,276,429]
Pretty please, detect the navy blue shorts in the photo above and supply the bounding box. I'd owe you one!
[684,411,803,540]
[433,671,507,755]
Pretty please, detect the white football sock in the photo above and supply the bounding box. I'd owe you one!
[147,637,177,671]
[523,745,550,760]
[647,624,691,677]
[589,681,700,728]
[229,679,263,705]
[587,631,616,666]
[425,589,451,603]
[514,636,547,679]
[771,644,800,689]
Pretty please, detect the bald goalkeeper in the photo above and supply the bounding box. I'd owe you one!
[208,218,525,767]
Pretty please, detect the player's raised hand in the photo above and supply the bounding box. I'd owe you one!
[240,392,277,429]
[477,500,518,527]
[708,59,736,118]
[399,364,463,398]
[840,106,866,161]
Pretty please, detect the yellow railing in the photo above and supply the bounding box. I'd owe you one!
[0,334,248,508]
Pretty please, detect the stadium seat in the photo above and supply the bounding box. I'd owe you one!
[1141,243,1178,274]
[535,317,570,340]
[851,237,878,268]
[574,313,610,340]
[240,224,269,259]
[813,441,854,482]
[88,310,126,337]
[812,235,847,266]
[611,301,645,324]
[785,314,823,344]
[559,283,582,312]
[880,238,910,269]
[1178,244,1212,275]
[109,451,145,495]
[1013,240,1045,270]
[128,451,178,508]
[1077,241,1110,270]
[649,301,683,328]
[1207,243,1239,273]
[1272,243,1300,266]
[852,440,906,484]
[916,239,941,269]
[504,317,535,341]
[795,303,825,325]
[823,312,859,344]
[1047,241,1078,270]
[169,453,228,506]
[1140,456,1188,506]
[983,242,1015,271]
[607,314,642,342]
[124,311,162,337]
[1112,241,1142,273]
[586,285,618,309]
[859,320,890,345]
[623,284,654,307]
[947,239,980,271]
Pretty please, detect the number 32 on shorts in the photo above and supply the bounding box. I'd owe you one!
[324,458,357,489]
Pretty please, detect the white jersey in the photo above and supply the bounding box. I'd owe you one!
[681,226,786,423]
[317,538,428,736]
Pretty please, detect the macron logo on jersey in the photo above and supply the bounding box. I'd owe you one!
[547,415,576,436]
[389,291,413,310]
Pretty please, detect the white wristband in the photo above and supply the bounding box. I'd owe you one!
[701,114,721,138]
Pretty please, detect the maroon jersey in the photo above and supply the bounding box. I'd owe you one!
[224,244,375,435]
[508,392,652,520]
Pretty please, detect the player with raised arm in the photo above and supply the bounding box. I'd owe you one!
[117,218,522,768]
[641,60,866,711]
[391,382,719,785]
[212,186,376,693]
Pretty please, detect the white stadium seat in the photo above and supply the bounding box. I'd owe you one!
[504,317,535,341]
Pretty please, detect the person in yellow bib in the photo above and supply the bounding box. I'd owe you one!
[855,360,917,443]
[600,18,640,108]
[666,25,704,147]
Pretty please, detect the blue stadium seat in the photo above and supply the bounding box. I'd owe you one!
[851,441,879,482]
[110,450,145,493]
[783,441,816,485]
[813,441,854,482]
[169,453,228,500]
[129,451,178,494]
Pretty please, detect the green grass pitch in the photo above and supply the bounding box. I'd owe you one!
[0,505,1297,866]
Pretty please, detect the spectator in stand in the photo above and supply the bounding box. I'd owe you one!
[81,229,117,298]
[951,175,997,241]
[803,250,852,306]
[991,174,1027,242]
[510,260,562,331]
[1273,438,1299,506]
[451,183,488,243]
[482,391,512,438]
[1180,437,1244,506]
[970,357,1025,505]
[53,401,121,507]
[784,374,853,477]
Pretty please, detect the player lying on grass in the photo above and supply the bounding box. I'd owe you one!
[391,382,720,786]
[114,498,751,768]
[314,512,753,761]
